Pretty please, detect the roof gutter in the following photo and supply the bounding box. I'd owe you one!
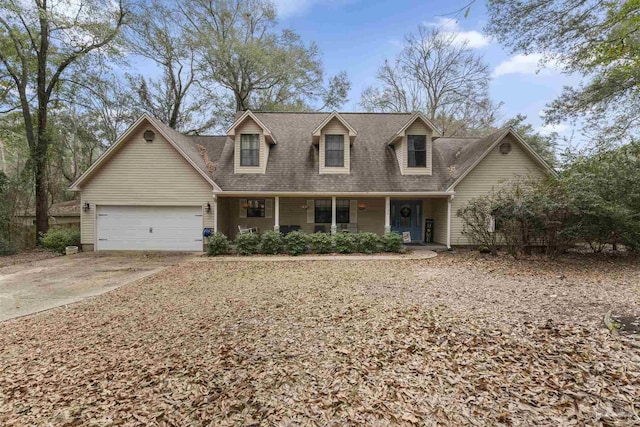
[213,190,455,197]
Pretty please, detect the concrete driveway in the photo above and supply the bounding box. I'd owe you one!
[0,252,193,321]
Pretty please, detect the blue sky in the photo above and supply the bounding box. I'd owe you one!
[272,0,579,139]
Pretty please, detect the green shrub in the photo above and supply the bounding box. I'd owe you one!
[284,231,309,255]
[0,238,16,256]
[333,232,356,254]
[259,230,284,254]
[207,232,230,256]
[235,232,260,255]
[41,228,81,254]
[381,232,404,253]
[355,232,380,254]
[309,232,333,254]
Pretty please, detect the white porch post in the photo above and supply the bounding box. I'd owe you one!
[274,196,280,231]
[331,196,337,234]
[384,196,391,233]
[446,195,452,249]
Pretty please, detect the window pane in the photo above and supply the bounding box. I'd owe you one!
[314,199,332,223]
[240,134,259,166]
[336,200,350,223]
[241,134,259,149]
[247,199,265,217]
[408,135,427,167]
[408,135,426,151]
[325,134,344,167]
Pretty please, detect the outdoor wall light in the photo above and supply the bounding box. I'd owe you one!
[83,202,90,212]
[300,204,309,210]
[206,202,211,212]
[358,202,366,210]
[143,130,155,143]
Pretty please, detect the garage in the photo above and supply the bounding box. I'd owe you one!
[96,206,204,251]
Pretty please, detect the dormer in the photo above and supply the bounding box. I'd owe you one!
[312,111,357,174]
[227,110,277,174]
[388,112,438,175]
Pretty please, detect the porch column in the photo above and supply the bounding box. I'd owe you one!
[331,196,337,234]
[446,195,452,249]
[274,196,280,231]
[212,194,218,233]
[384,196,391,233]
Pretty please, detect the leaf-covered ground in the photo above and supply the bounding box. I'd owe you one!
[1,252,638,426]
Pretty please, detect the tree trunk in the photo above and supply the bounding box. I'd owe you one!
[34,149,49,238]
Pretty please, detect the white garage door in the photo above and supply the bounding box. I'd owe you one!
[97,206,203,251]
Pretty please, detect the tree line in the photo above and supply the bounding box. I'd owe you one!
[0,0,637,247]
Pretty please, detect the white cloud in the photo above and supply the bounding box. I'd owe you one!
[538,123,569,135]
[272,0,348,18]
[492,53,561,78]
[425,17,491,49]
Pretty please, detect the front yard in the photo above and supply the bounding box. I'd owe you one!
[0,252,638,425]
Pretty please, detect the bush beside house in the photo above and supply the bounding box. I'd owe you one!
[41,229,81,254]
[207,231,406,256]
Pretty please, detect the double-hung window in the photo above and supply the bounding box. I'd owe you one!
[407,135,427,167]
[325,134,344,167]
[314,199,349,223]
[240,134,259,166]
[247,199,265,217]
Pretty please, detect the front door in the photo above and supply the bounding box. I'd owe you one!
[391,200,422,242]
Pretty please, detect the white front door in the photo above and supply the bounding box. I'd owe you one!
[96,206,203,251]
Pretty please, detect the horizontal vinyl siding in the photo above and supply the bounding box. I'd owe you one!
[451,135,547,245]
[228,197,276,237]
[431,198,448,245]
[319,118,350,174]
[80,128,214,245]
[220,197,385,236]
[234,118,268,174]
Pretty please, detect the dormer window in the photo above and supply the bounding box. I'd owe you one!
[240,134,259,166]
[408,135,427,168]
[325,135,345,167]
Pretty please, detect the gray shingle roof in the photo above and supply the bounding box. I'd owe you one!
[174,112,511,193]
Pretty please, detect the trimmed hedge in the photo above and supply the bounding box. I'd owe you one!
[260,230,284,254]
[235,232,260,255]
[207,232,231,256]
[215,231,408,256]
[333,232,357,254]
[380,232,404,253]
[41,228,81,254]
[355,232,380,254]
[284,231,309,255]
[309,232,333,254]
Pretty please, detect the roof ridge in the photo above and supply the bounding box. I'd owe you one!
[251,111,413,115]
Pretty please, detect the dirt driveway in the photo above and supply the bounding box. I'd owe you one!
[0,251,192,321]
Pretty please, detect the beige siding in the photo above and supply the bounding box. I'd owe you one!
[234,117,269,174]
[227,197,276,237]
[451,135,547,245]
[431,198,448,245]
[394,120,433,175]
[80,128,215,246]
[319,118,350,174]
[219,197,385,237]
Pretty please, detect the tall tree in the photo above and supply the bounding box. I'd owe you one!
[125,0,231,133]
[360,26,499,136]
[486,0,640,143]
[183,0,350,112]
[0,0,126,237]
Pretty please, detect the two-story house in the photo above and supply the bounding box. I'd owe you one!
[70,111,555,251]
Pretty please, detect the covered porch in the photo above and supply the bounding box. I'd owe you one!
[212,194,454,248]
